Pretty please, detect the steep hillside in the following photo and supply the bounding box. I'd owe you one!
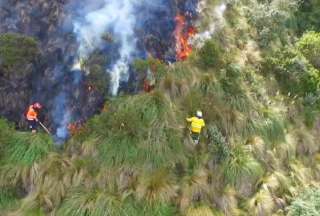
[0,0,320,215]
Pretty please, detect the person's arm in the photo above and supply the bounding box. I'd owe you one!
[186,117,193,122]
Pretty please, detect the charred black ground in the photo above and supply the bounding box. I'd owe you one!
[0,0,198,140]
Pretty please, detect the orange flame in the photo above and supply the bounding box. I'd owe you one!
[175,14,197,61]
[68,121,85,136]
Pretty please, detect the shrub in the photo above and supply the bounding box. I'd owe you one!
[295,0,320,33]
[264,48,320,96]
[288,188,320,216]
[198,40,223,69]
[133,57,167,81]
[0,33,38,76]
[207,125,230,164]
[297,31,320,69]
[246,0,299,47]
[84,51,110,95]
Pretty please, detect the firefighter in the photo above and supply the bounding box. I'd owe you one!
[186,111,206,144]
[26,102,42,133]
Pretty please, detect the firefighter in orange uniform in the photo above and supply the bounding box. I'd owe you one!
[26,102,42,133]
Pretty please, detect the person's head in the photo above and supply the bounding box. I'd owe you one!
[33,102,42,110]
[196,110,203,118]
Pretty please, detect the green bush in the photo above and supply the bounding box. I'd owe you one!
[246,0,299,47]
[84,51,110,95]
[297,31,320,69]
[133,57,167,81]
[0,33,38,76]
[198,40,223,69]
[295,0,320,33]
[288,188,320,216]
[207,125,230,164]
[264,48,320,96]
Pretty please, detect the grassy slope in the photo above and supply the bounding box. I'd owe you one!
[0,0,320,215]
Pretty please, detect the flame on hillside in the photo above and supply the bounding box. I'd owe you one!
[175,14,197,61]
[68,121,85,136]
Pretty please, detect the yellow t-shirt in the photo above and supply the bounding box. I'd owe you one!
[187,117,205,133]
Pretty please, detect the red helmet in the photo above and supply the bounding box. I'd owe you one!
[33,102,42,109]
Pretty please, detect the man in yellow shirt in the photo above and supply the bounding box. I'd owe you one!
[186,111,205,144]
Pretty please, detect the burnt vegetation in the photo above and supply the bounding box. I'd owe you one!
[1,0,320,215]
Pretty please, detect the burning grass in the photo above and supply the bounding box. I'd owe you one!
[175,14,197,61]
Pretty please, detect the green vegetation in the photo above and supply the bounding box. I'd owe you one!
[297,31,320,69]
[198,40,224,69]
[1,0,320,215]
[0,33,39,76]
[288,188,320,216]
[296,0,320,33]
[84,51,111,95]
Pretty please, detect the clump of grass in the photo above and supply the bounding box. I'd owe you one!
[214,186,240,216]
[0,187,19,211]
[222,145,264,186]
[6,133,53,166]
[180,169,211,211]
[57,187,123,216]
[255,115,285,147]
[246,189,275,216]
[136,168,177,204]
[220,64,252,113]
[0,133,54,189]
[122,199,177,216]
[198,73,220,95]
[294,129,318,157]
[186,205,218,216]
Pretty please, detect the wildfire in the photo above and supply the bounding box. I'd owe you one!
[175,14,197,61]
[68,121,85,136]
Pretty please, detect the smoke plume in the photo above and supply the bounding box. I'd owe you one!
[0,0,200,142]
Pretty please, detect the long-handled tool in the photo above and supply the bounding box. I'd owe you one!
[38,121,51,135]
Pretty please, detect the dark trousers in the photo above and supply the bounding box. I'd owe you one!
[28,120,38,131]
[191,132,200,144]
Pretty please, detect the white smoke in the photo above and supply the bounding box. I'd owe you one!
[52,92,71,141]
[73,0,137,95]
[192,2,227,48]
